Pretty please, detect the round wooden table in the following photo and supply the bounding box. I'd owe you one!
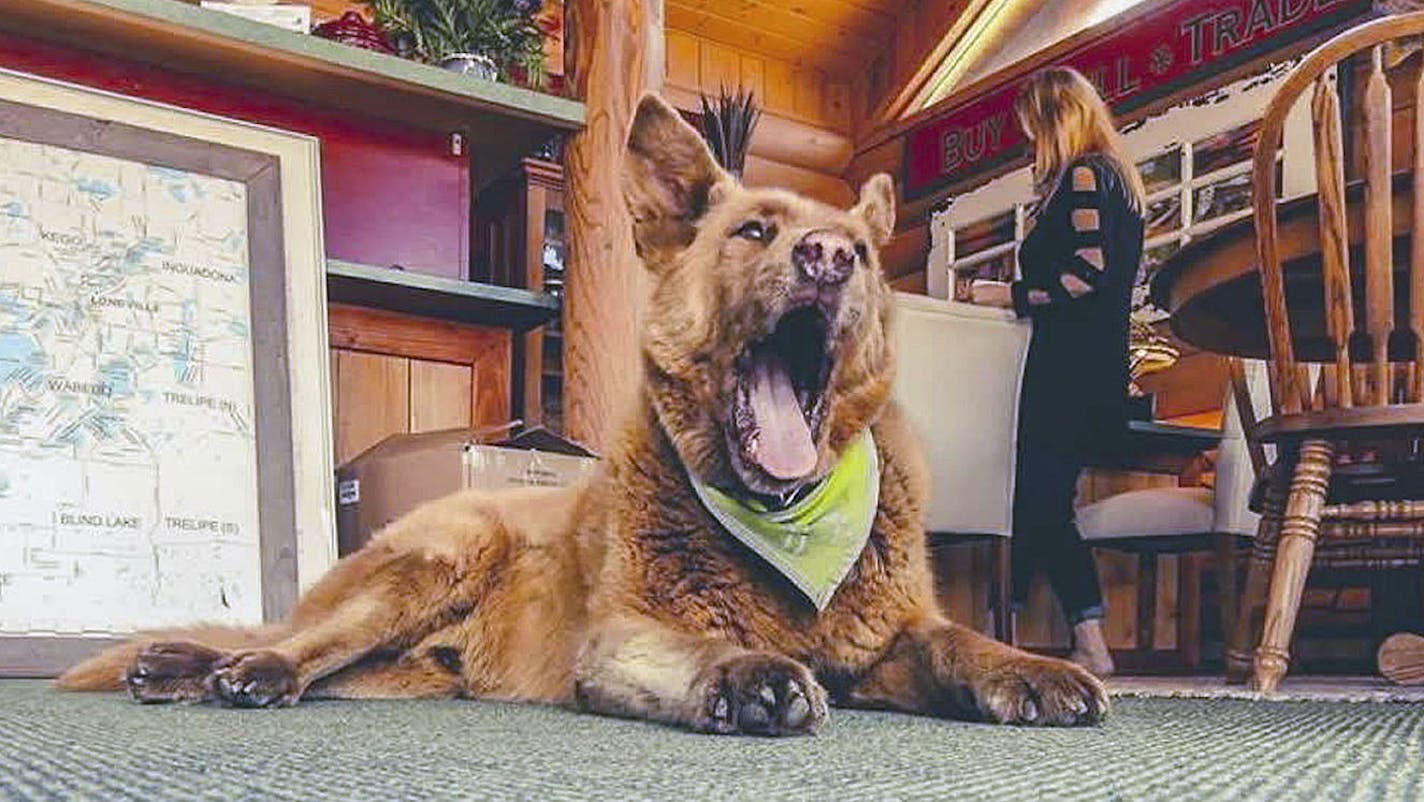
[1149,172,1416,360]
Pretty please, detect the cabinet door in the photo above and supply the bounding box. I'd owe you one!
[334,351,410,464]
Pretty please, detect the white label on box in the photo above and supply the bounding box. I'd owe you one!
[338,479,360,506]
[199,3,312,33]
[463,445,598,492]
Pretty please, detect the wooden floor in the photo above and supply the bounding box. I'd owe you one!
[1109,674,1424,702]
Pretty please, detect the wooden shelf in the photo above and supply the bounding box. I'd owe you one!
[326,260,559,332]
[1,0,584,187]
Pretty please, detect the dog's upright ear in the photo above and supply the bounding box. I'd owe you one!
[852,173,896,247]
[623,93,732,267]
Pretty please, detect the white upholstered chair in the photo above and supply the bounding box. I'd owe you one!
[1076,360,1270,665]
[892,293,1031,640]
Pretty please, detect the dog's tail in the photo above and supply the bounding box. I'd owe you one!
[54,624,286,692]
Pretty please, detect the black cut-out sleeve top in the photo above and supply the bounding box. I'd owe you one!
[1011,155,1145,457]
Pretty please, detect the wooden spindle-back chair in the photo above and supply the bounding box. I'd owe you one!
[1230,9,1424,692]
[1234,11,1424,692]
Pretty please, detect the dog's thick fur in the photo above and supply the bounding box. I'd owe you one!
[57,94,1107,734]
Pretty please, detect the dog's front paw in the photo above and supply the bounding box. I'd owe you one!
[209,650,300,708]
[127,641,224,704]
[971,655,1108,726]
[698,652,829,736]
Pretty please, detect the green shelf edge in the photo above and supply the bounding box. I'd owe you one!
[32,0,585,130]
[326,260,560,332]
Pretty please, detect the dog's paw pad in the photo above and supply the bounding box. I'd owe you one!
[126,641,224,704]
[974,657,1108,727]
[701,652,828,736]
[209,651,299,708]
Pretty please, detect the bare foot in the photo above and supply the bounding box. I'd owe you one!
[1070,619,1115,678]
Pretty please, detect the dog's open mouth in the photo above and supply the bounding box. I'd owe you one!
[733,304,833,482]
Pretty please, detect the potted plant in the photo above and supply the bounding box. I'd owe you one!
[364,0,547,85]
[694,87,761,179]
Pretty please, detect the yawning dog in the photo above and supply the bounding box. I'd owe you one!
[58,94,1107,734]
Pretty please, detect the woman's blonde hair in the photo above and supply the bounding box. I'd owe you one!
[1014,67,1146,213]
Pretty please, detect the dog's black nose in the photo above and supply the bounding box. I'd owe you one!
[791,230,856,287]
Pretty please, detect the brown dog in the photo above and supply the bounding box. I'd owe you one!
[58,94,1107,734]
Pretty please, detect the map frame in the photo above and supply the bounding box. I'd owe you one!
[0,68,334,676]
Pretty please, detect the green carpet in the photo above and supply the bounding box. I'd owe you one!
[3,680,1424,801]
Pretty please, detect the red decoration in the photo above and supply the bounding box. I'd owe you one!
[312,11,396,55]
[902,0,1374,199]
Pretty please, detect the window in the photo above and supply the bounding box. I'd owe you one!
[934,62,1315,319]
[948,208,1020,301]
[1130,120,1284,320]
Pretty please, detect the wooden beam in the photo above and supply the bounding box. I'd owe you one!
[562,0,659,452]
[645,0,666,92]
[860,0,985,134]
[664,0,890,76]
[906,0,1050,114]
[742,154,853,206]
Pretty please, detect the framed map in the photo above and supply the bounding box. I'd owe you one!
[0,69,334,675]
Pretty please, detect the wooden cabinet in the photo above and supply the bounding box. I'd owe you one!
[328,305,512,464]
[476,158,568,433]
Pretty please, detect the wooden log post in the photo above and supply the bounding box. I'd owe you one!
[561,0,662,452]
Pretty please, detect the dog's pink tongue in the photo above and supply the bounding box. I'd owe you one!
[749,352,817,480]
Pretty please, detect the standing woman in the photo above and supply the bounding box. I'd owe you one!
[971,67,1146,676]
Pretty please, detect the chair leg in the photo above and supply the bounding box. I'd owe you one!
[1214,533,1239,659]
[991,538,1013,644]
[1137,553,1157,652]
[1180,553,1203,669]
[1226,481,1286,683]
[1252,439,1334,693]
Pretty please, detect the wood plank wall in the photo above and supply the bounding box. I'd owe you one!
[663,29,856,206]
[853,0,975,135]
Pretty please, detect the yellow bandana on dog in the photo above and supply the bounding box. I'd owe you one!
[689,431,880,611]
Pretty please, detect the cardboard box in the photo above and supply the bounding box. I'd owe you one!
[335,427,598,556]
[199,3,312,33]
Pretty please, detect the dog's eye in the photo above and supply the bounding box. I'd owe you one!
[854,242,869,263]
[733,220,771,242]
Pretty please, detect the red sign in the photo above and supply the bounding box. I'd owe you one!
[903,0,1374,199]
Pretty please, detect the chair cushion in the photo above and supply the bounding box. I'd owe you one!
[1077,486,1214,540]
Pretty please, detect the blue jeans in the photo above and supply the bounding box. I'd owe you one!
[1010,444,1105,625]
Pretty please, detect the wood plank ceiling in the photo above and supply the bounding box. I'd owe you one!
[665,0,900,77]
